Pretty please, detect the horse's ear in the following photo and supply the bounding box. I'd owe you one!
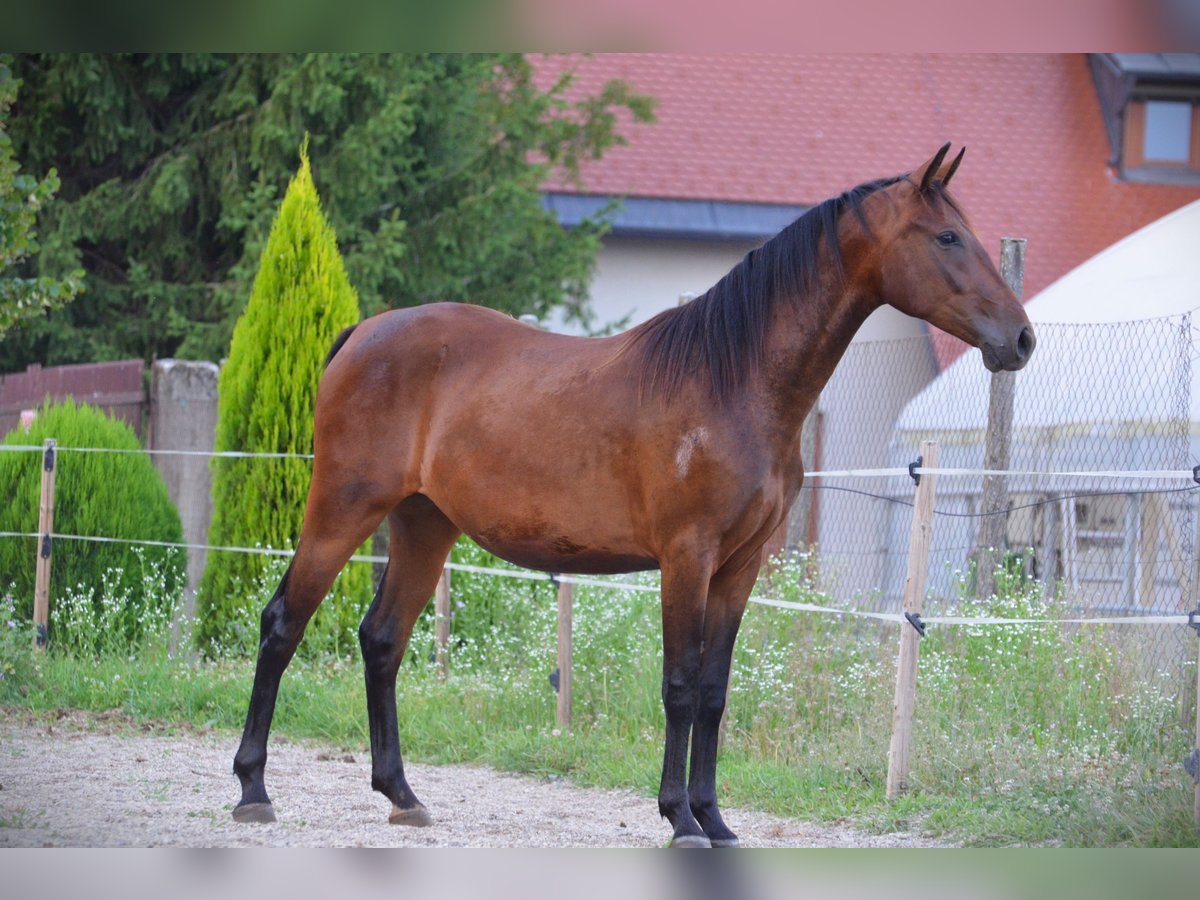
[942,146,965,188]
[916,143,951,193]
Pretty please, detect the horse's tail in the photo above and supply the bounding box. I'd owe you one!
[324,324,359,368]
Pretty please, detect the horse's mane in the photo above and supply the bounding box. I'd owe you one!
[625,174,910,404]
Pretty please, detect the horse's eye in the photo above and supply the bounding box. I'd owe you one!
[937,230,959,246]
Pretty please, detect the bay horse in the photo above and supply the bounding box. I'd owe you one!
[231,144,1034,847]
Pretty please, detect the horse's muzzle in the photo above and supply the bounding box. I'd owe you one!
[981,324,1036,373]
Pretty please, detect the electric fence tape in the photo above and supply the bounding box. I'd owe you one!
[2,443,1197,628]
[0,529,1189,629]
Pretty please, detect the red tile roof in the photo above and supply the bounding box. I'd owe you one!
[533,54,1200,367]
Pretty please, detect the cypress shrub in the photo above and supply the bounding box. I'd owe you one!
[195,144,371,657]
[0,399,186,650]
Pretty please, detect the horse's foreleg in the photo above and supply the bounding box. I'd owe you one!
[685,556,758,848]
[359,498,460,826]
[657,559,714,848]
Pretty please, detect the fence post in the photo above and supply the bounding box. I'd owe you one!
[975,237,1025,600]
[32,438,57,651]
[435,569,451,678]
[887,440,939,800]
[556,576,573,729]
[1193,628,1199,830]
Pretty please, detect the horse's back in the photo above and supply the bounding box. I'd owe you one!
[329,302,603,380]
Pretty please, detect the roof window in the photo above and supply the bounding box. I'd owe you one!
[1090,53,1200,184]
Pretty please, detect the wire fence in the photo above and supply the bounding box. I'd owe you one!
[0,449,1194,631]
[787,314,1200,675]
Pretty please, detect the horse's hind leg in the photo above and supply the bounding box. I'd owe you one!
[231,489,392,823]
[359,496,460,825]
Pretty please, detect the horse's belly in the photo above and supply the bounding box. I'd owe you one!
[470,531,657,576]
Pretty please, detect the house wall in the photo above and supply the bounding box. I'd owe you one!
[559,234,934,343]
[549,235,756,333]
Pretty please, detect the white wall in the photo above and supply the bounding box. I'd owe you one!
[554,235,932,343]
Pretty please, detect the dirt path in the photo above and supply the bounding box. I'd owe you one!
[0,709,946,848]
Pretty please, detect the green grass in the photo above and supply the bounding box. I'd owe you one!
[1,549,1197,847]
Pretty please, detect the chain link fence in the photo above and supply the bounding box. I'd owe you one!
[786,313,1199,676]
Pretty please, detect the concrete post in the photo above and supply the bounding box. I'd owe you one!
[149,360,220,639]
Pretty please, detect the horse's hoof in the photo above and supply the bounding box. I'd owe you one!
[669,834,712,848]
[710,837,740,848]
[389,803,432,827]
[232,802,276,824]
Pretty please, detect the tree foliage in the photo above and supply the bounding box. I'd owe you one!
[0,55,83,338]
[1,53,653,369]
[194,145,370,655]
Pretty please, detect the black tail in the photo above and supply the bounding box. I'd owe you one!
[325,324,359,368]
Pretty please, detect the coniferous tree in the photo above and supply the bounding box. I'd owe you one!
[0,55,82,337]
[2,54,653,368]
[195,144,368,655]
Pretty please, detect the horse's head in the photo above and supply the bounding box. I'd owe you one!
[870,144,1035,372]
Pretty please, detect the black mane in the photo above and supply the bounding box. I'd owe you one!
[629,174,906,403]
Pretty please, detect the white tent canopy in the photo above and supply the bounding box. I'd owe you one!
[1024,198,1200,326]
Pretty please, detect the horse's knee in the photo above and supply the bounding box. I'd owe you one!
[661,671,699,719]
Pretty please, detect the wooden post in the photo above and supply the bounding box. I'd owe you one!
[975,238,1025,600]
[1061,497,1078,591]
[435,568,451,678]
[1122,493,1142,610]
[887,440,939,800]
[1138,494,1160,608]
[1193,629,1199,830]
[33,438,57,651]
[1039,495,1056,596]
[556,576,573,729]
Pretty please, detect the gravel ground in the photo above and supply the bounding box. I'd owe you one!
[0,708,946,848]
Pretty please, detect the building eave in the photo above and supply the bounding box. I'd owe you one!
[543,192,808,241]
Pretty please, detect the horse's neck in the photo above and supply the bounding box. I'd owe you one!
[760,279,878,440]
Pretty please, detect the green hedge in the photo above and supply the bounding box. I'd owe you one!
[0,399,185,650]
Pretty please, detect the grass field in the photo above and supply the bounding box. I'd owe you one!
[2,547,1197,847]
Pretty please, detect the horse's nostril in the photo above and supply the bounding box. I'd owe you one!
[1017,326,1036,361]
